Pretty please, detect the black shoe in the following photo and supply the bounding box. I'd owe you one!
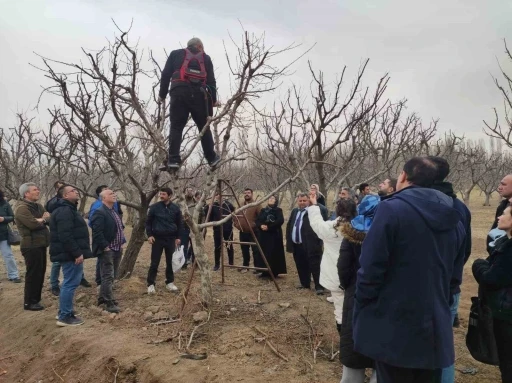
[336,323,341,333]
[24,303,45,311]
[208,156,221,169]
[315,288,325,295]
[80,279,92,288]
[213,265,220,271]
[296,285,310,290]
[57,316,85,327]
[97,297,106,306]
[181,263,188,270]
[159,162,180,171]
[9,278,22,283]
[105,303,121,314]
[51,287,60,296]
[453,315,460,328]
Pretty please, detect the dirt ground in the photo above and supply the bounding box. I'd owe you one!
[0,193,503,383]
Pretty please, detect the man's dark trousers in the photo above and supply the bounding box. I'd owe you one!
[214,229,234,267]
[147,237,175,286]
[292,243,310,288]
[239,231,260,267]
[99,250,121,303]
[375,361,442,383]
[22,247,47,305]
[168,89,216,164]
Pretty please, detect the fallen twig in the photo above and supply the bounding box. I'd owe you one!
[186,312,211,351]
[148,335,177,345]
[253,326,289,362]
[257,290,261,305]
[0,354,18,361]
[52,367,65,382]
[150,318,181,326]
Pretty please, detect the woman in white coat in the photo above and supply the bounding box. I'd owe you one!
[308,192,354,327]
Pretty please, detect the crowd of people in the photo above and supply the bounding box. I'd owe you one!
[1,157,512,382]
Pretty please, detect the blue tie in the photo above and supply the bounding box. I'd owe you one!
[294,209,304,243]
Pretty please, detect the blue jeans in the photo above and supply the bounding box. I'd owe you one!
[441,293,460,383]
[51,261,86,288]
[58,261,84,320]
[0,240,19,279]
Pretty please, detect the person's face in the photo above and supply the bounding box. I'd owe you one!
[297,196,309,209]
[159,191,171,202]
[340,189,350,200]
[215,194,221,202]
[63,187,80,203]
[498,206,512,232]
[498,176,512,199]
[378,179,394,196]
[309,187,318,196]
[103,190,117,204]
[24,185,41,202]
[268,196,276,206]
[186,188,194,198]
[244,190,253,201]
[363,186,371,195]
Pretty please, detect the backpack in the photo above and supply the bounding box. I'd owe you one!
[172,49,207,85]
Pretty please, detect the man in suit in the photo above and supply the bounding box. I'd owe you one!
[90,189,124,313]
[286,192,328,294]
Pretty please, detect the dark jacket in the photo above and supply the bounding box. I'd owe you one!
[431,181,472,293]
[0,201,15,242]
[473,236,512,321]
[337,223,374,369]
[145,201,182,239]
[487,199,509,254]
[91,204,121,257]
[159,47,217,103]
[285,204,328,253]
[205,200,234,234]
[14,200,50,249]
[353,186,466,370]
[45,194,60,214]
[256,205,287,276]
[49,199,93,262]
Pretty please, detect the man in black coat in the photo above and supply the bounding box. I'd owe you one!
[158,37,220,170]
[286,192,328,294]
[487,174,512,253]
[50,186,92,327]
[146,188,182,294]
[353,157,466,383]
[205,194,235,271]
[91,189,124,313]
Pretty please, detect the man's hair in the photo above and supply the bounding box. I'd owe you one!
[54,180,65,189]
[341,187,356,200]
[403,157,438,187]
[244,188,253,193]
[389,178,398,191]
[19,183,37,198]
[95,184,108,197]
[57,185,72,199]
[194,191,202,199]
[297,192,308,199]
[336,198,357,222]
[358,183,369,193]
[426,156,450,182]
[187,37,203,48]
[160,187,173,196]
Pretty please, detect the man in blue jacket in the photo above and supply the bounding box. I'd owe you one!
[353,157,466,383]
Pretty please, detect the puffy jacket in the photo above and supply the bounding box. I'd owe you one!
[307,205,342,292]
[14,200,50,249]
[473,236,512,321]
[45,194,60,213]
[49,199,93,262]
[0,201,15,242]
[146,201,182,238]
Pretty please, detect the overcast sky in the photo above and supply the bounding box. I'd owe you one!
[0,0,511,142]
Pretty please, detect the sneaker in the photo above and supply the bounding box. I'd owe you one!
[56,316,85,327]
[213,265,220,271]
[252,270,261,275]
[209,156,221,169]
[166,283,179,292]
[159,162,180,171]
[326,296,334,303]
[147,285,156,295]
[51,287,60,296]
[80,278,92,288]
[9,278,22,283]
[315,288,325,296]
[105,303,121,314]
[56,311,80,320]
[240,269,248,274]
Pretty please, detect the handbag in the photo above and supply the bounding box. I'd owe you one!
[465,296,500,365]
[7,224,21,246]
[171,245,185,272]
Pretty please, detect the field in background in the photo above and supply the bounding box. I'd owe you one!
[0,190,503,382]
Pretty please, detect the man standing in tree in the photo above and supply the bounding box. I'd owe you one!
[146,188,182,294]
[158,37,220,171]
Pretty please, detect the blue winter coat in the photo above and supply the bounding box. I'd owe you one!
[353,186,466,370]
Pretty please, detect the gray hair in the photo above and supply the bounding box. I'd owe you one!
[341,187,356,200]
[187,37,203,49]
[99,189,110,201]
[296,192,308,199]
[19,182,37,198]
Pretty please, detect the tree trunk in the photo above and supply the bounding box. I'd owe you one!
[314,155,327,206]
[118,207,147,278]
[483,192,492,206]
[78,195,88,214]
[189,223,213,307]
[463,184,476,206]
